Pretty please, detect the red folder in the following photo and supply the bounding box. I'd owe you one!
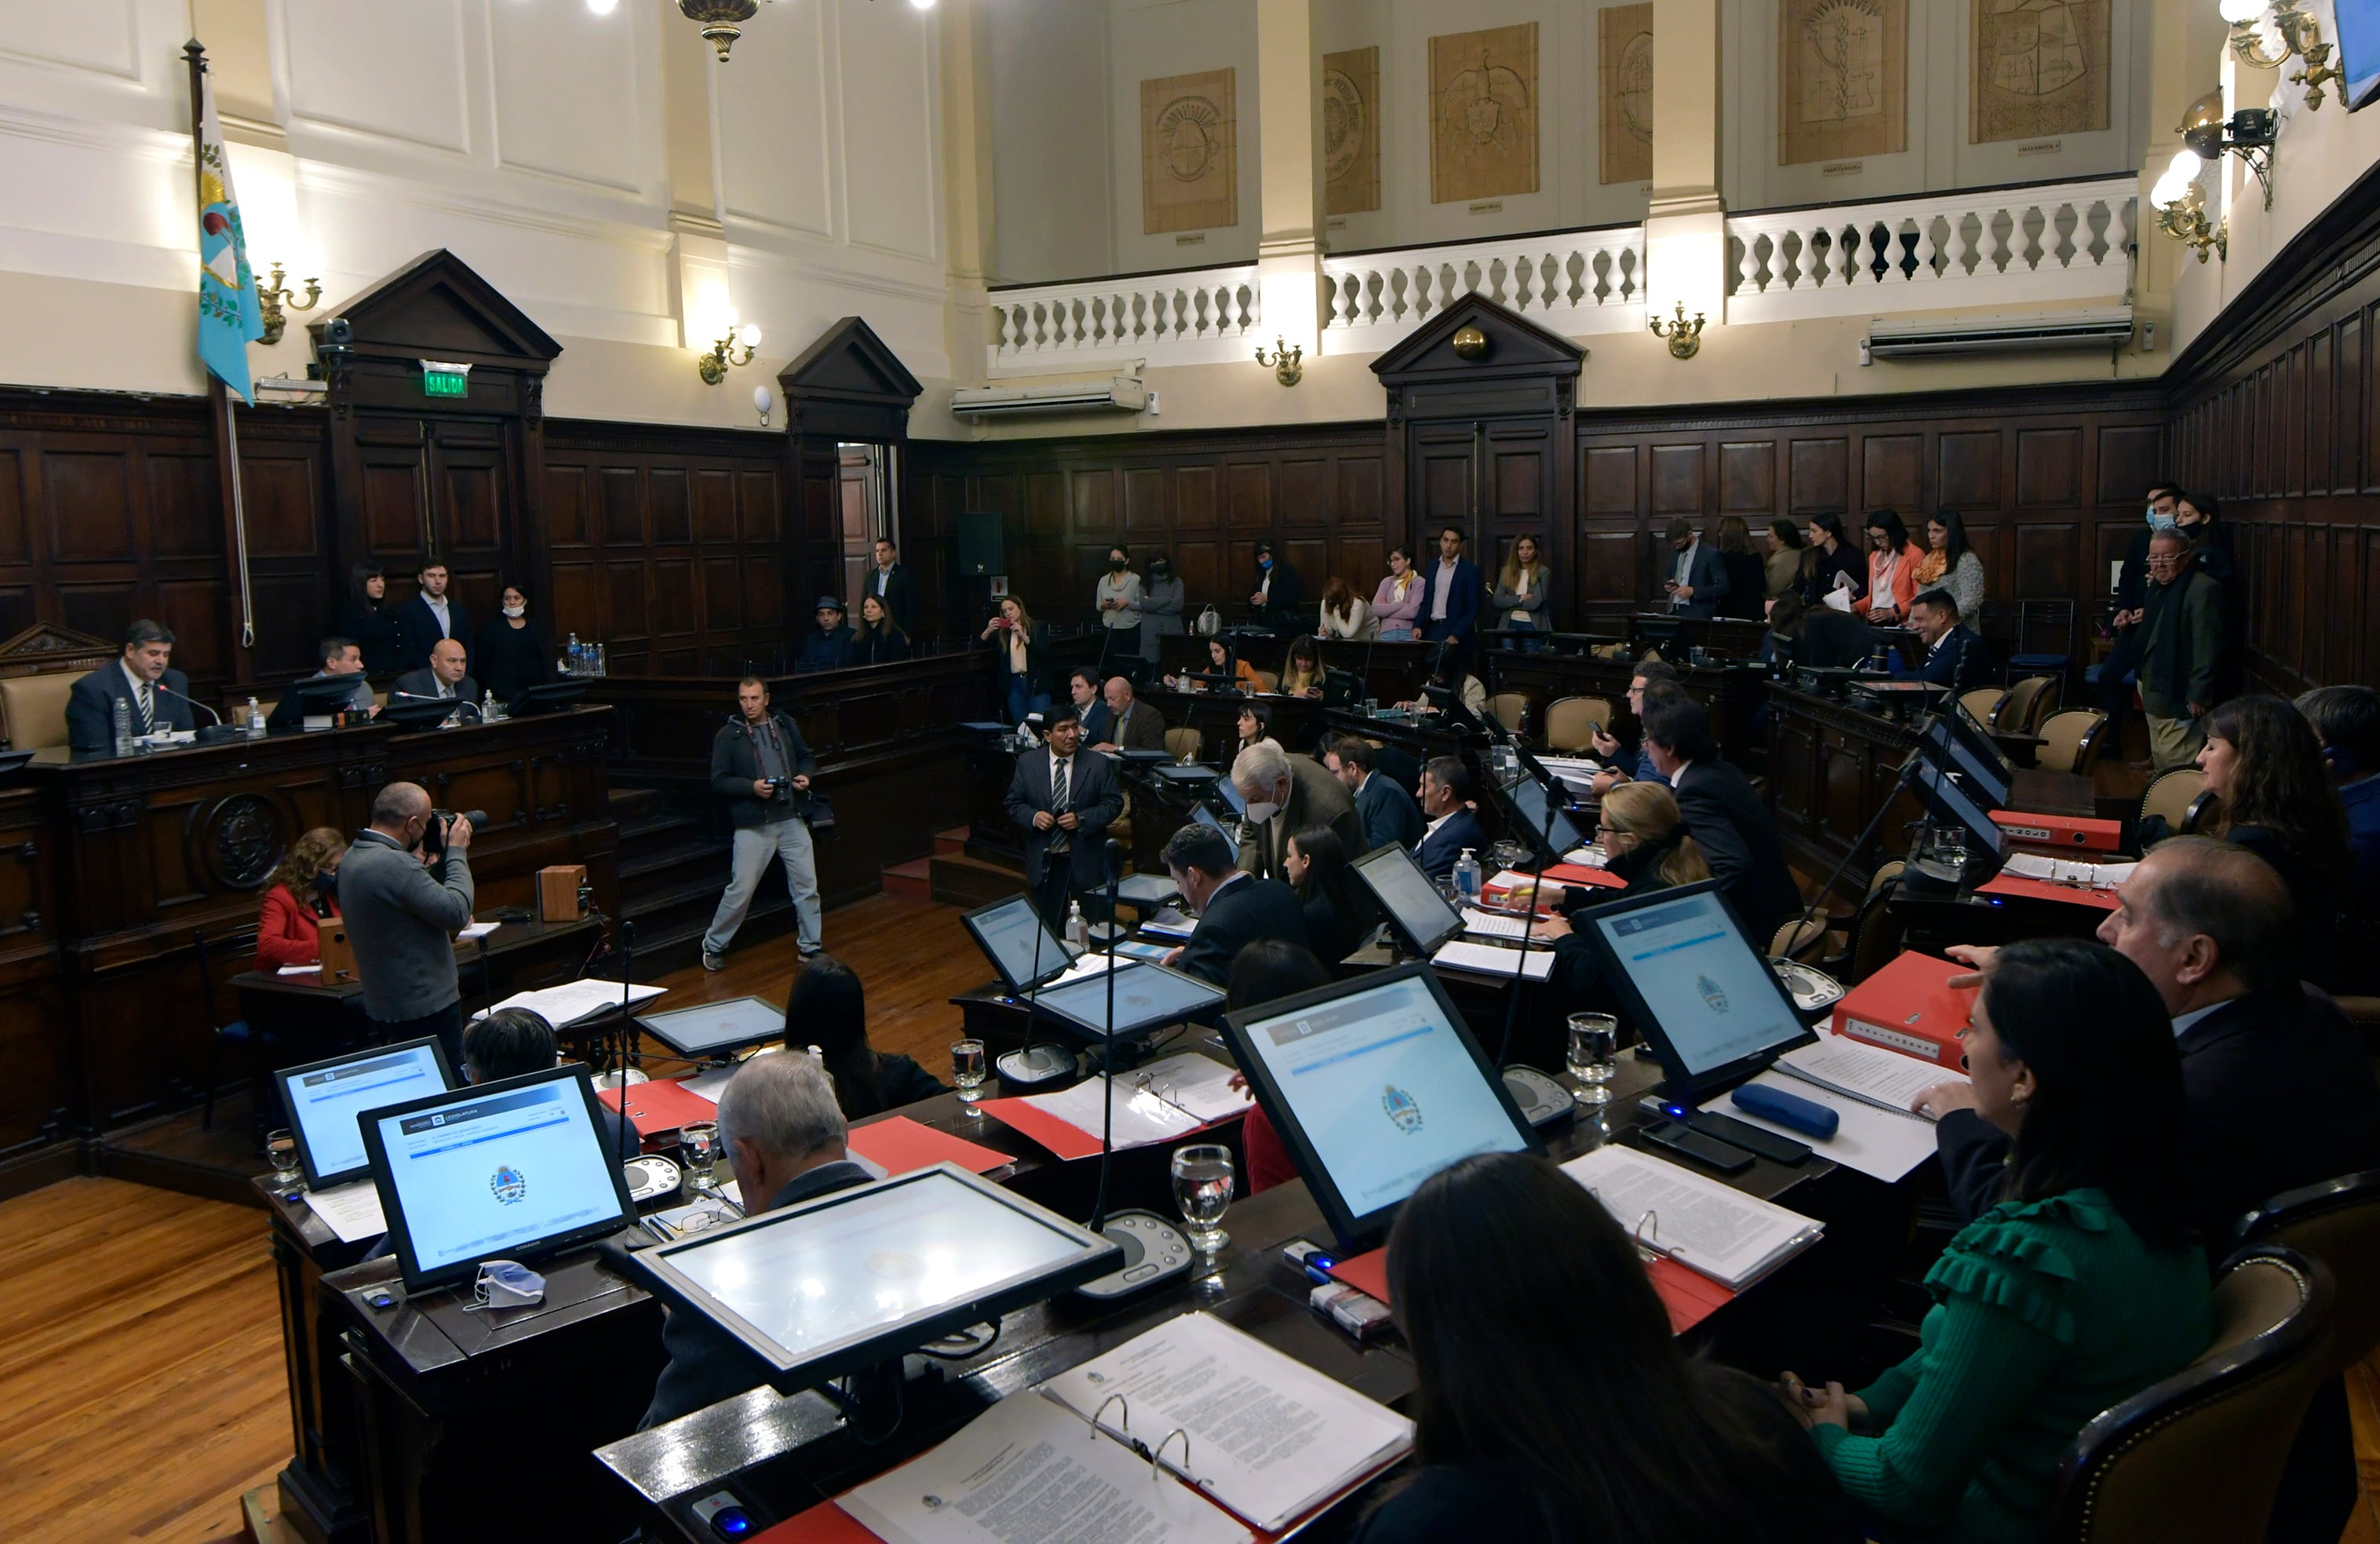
[971,1097,1105,1160]
[755,1502,877,1544]
[1974,873,2122,911]
[1328,1244,1733,1334]
[596,1077,717,1137]
[1990,810,2123,852]
[1831,950,1977,1069]
[846,1115,1012,1177]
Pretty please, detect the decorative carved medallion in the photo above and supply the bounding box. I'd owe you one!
[200,794,284,889]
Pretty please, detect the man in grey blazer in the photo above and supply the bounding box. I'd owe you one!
[1660,517,1730,619]
[341,782,475,1064]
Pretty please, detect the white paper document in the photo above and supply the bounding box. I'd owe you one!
[1460,907,1536,940]
[1774,1035,1968,1117]
[680,1063,736,1104]
[1562,1145,1823,1290]
[1124,1052,1255,1124]
[1022,1075,1208,1152]
[1139,907,1197,940]
[1037,1313,1414,1533]
[1430,939,1555,980]
[277,964,319,976]
[303,1178,386,1243]
[475,978,666,1028]
[1999,852,2137,889]
[455,920,501,943]
[840,1390,1252,1544]
[1726,1070,1944,1184]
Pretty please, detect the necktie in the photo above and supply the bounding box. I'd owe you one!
[138,682,154,732]
[1051,758,1071,855]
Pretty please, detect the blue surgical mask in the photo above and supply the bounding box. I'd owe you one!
[1259,555,1272,569]
[2147,508,2178,531]
[469,1259,545,1309]
[313,870,337,898]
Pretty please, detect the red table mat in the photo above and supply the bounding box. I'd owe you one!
[1329,1243,1733,1334]
[1975,874,2121,911]
[971,1097,1105,1160]
[846,1115,1011,1177]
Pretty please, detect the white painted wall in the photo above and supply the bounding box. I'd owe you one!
[1106,0,1263,273]
[0,0,951,425]
[984,0,1114,285]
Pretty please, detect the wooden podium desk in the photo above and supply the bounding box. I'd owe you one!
[17,706,614,1143]
[257,1174,377,1544]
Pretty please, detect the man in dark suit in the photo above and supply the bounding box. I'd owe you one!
[265,637,379,730]
[1414,755,1487,883]
[1248,541,1303,636]
[1066,668,1110,745]
[640,1054,869,1429]
[1003,705,1124,932]
[1325,735,1423,853]
[1642,693,1799,934]
[66,619,195,750]
[2137,529,2226,771]
[1231,741,1365,882]
[1659,517,1729,619]
[1161,823,1310,986]
[1091,676,1167,754]
[796,597,855,673]
[1907,589,1989,694]
[1418,526,1483,656]
[389,637,480,717]
[394,559,467,673]
[862,537,919,635]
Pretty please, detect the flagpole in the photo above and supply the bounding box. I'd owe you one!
[187,39,260,662]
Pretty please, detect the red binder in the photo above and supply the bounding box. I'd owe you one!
[845,1115,1012,1177]
[1328,1244,1733,1335]
[596,1076,718,1137]
[1830,950,1977,1069]
[1990,810,2123,852]
[1975,873,2122,911]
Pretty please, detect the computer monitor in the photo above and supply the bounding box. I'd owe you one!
[379,695,473,731]
[2336,0,2380,109]
[637,1164,1120,1392]
[1350,842,1464,956]
[1927,703,2015,808]
[358,1065,640,1291]
[277,1038,455,1188]
[635,995,786,1057]
[1222,963,1542,1250]
[1030,959,1225,1038]
[1909,753,2012,866]
[1503,768,1588,859]
[507,678,590,717]
[1214,776,1248,816]
[1190,802,1241,860]
[1573,881,1816,1102]
[960,894,1072,995]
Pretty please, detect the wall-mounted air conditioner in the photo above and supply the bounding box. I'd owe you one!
[1864,307,2135,360]
[950,375,1149,418]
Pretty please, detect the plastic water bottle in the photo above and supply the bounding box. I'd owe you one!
[482,689,498,722]
[245,696,264,733]
[1066,900,1089,955]
[592,641,607,676]
[565,633,581,674]
[1453,849,1482,907]
[111,696,133,755]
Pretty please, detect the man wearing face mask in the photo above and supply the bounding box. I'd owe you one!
[1230,741,1364,885]
[2097,483,2178,746]
[1248,541,1304,637]
[339,782,475,1065]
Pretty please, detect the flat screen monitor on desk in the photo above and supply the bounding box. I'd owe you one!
[1190,802,1241,860]
[638,1164,1119,1392]
[635,995,787,1057]
[1223,963,1541,1250]
[278,1038,456,1188]
[1213,776,1247,816]
[1031,960,1224,1039]
[1926,703,2015,809]
[359,1065,639,1292]
[1350,842,1463,957]
[960,894,1073,995]
[1504,761,1588,858]
[1909,754,2012,867]
[508,679,590,717]
[1574,881,1816,1103]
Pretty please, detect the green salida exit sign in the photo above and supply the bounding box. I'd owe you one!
[418,359,472,399]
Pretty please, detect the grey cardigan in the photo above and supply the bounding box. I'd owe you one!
[1139,576,1186,659]
[339,828,474,1022]
[1489,567,1551,631]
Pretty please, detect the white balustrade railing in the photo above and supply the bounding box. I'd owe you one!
[1726,175,2137,323]
[987,264,1259,374]
[1321,225,1646,350]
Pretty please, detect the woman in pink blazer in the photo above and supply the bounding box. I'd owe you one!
[1371,545,1425,641]
[1862,509,1928,625]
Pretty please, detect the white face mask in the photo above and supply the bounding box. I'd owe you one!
[1245,787,1285,824]
[503,604,526,619]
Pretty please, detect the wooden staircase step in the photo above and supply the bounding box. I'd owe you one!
[933,826,971,856]
[880,856,934,903]
[928,850,1024,910]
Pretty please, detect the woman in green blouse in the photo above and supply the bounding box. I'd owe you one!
[1782,939,2213,1544]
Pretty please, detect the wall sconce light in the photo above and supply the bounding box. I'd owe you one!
[2149,151,2229,263]
[753,385,774,426]
[698,316,762,385]
[2178,89,2276,208]
[1254,336,1303,387]
[2218,0,2345,108]
[1649,301,1705,360]
[257,261,320,346]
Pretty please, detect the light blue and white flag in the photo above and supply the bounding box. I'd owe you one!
[194,68,264,402]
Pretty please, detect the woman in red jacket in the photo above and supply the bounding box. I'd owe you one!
[256,827,347,971]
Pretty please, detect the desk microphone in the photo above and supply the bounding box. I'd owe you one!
[151,679,240,743]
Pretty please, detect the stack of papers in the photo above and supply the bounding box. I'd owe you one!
[1430,939,1555,980]
[1562,1145,1824,1291]
[1775,1035,1968,1117]
[303,1179,386,1243]
[1037,1313,1416,1533]
[1460,906,1539,940]
[455,920,501,943]
[474,978,666,1027]
[1139,906,1198,940]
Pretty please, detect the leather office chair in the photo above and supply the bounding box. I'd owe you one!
[1486,692,1529,738]
[1992,673,2060,736]
[1769,915,1829,963]
[2035,709,2110,776]
[1956,685,2006,725]
[0,670,77,749]
[1544,695,1614,753]
[2040,1247,2334,1544]
[2232,1170,2380,1379]
[2138,767,2207,832]
[1163,726,1202,765]
[1253,670,1279,693]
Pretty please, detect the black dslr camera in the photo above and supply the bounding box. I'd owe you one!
[419,808,483,858]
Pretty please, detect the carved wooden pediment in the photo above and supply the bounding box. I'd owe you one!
[776,316,923,442]
[308,248,562,370]
[0,622,115,676]
[1369,292,1586,385]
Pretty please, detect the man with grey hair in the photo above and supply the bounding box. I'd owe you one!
[340,782,474,1064]
[1230,741,1361,884]
[641,1054,867,1429]
[1919,837,2380,1236]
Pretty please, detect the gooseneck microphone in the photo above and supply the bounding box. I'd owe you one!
[150,677,223,725]
[391,690,484,720]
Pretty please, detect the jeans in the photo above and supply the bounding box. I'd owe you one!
[1377,626,1413,641]
[1504,619,1546,652]
[1004,678,1052,727]
[703,817,822,956]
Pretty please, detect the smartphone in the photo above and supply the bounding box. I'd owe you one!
[1682,1109,1812,1166]
[1638,1118,1755,1175]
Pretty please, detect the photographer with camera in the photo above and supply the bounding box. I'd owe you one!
[341,782,476,1064]
[700,677,825,971]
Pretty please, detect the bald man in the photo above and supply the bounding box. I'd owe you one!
[392,637,479,716]
[340,782,476,1062]
[1920,838,2380,1239]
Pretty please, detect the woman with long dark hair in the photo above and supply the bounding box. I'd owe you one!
[1765,519,1807,600]
[1284,824,1365,966]
[1913,509,1985,623]
[1714,516,1766,620]
[1799,513,1867,610]
[1234,701,1280,757]
[853,594,912,666]
[473,580,551,701]
[337,560,403,675]
[1788,940,2211,1544]
[1861,509,1926,625]
[1318,575,1375,639]
[1354,1152,1853,1544]
[1490,534,1553,644]
[979,595,1044,725]
[782,955,944,1119]
[2196,694,2352,985]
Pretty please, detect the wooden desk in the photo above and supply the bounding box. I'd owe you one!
[259,1175,376,1544]
[14,706,615,1148]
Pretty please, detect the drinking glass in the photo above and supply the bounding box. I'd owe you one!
[680,1120,720,1185]
[1171,1144,1235,1265]
[1566,1013,1620,1105]
[952,1039,988,1112]
[266,1128,303,1195]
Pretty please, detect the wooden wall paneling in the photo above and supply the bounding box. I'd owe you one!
[1649,443,1704,516]
[1718,441,1777,513]
[2014,428,2081,509]
[1789,437,1848,511]
[2309,329,2334,495]
[1861,433,1923,511]
[1937,429,2001,509]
